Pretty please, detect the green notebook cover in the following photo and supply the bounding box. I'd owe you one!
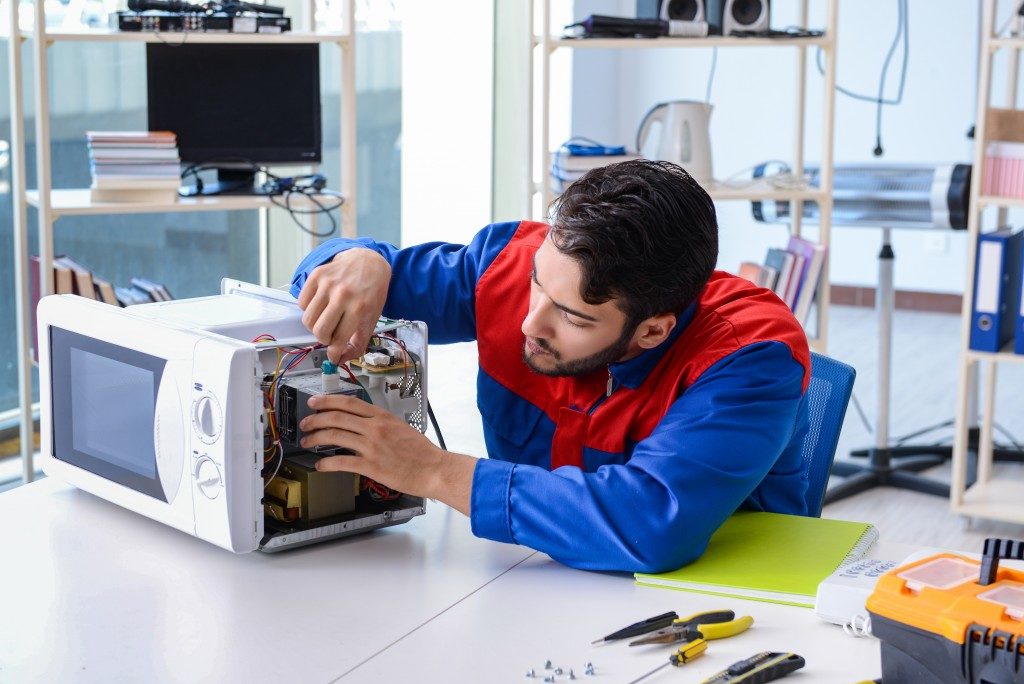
[634,511,878,608]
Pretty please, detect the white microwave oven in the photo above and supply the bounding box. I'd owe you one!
[37,280,428,553]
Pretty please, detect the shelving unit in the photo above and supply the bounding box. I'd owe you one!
[527,0,838,351]
[5,0,358,483]
[951,0,1024,525]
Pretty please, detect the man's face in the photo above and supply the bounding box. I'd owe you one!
[521,237,637,377]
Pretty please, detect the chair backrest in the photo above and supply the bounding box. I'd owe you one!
[800,352,856,517]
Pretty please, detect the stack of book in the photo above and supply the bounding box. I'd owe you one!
[87,131,181,203]
[737,235,827,325]
[550,149,641,193]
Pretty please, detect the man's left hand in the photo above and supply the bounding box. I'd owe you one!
[300,394,475,515]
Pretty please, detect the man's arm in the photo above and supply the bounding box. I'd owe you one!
[469,341,809,573]
[290,222,524,360]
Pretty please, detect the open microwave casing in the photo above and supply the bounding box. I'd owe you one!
[37,280,427,553]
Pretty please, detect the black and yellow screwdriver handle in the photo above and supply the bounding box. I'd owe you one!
[700,651,806,683]
[670,638,708,665]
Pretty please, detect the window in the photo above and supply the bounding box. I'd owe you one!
[0,1,402,483]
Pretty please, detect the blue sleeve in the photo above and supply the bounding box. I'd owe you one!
[289,221,523,343]
[469,341,807,573]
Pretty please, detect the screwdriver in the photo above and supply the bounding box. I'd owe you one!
[591,611,679,644]
[625,638,708,684]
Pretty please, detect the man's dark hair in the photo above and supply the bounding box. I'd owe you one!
[549,159,719,329]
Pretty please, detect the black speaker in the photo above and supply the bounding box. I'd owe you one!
[636,0,708,36]
[706,0,769,35]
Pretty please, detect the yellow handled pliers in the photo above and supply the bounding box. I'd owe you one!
[628,610,754,647]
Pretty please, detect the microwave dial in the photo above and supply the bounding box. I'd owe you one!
[194,457,222,499]
[192,393,223,444]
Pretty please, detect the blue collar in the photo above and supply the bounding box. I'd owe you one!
[608,302,697,390]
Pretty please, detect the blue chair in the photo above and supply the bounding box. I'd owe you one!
[800,353,857,517]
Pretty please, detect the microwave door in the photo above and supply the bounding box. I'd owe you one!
[38,296,262,553]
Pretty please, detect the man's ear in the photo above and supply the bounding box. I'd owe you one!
[634,313,677,350]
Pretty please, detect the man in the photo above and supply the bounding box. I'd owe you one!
[290,160,811,573]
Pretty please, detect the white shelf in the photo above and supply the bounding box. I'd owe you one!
[536,179,823,202]
[950,0,1024,525]
[20,28,351,44]
[978,194,1024,209]
[540,35,832,51]
[25,189,330,217]
[954,479,1024,524]
[965,348,1024,365]
[989,36,1024,51]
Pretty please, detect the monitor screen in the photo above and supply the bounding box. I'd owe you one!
[146,43,322,166]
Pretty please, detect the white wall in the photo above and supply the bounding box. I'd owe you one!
[401,1,494,247]
[569,0,1007,294]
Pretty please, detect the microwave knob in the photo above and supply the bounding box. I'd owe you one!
[192,394,223,444]
[195,458,222,499]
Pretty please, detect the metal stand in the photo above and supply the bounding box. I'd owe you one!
[824,228,951,504]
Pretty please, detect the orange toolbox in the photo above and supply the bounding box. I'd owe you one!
[866,538,1024,683]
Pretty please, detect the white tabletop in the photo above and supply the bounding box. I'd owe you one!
[1,478,915,684]
[352,551,897,684]
[0,479,533,683]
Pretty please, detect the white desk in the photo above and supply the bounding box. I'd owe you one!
[0,479,533,682]
[1,479,906,683]
[353,552,896,683]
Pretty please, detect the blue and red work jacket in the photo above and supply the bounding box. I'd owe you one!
[291,220,812,573]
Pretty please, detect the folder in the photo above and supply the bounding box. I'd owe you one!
[634,511,878,608]
[970,227,1024,353]
[764,248,794,299]
[787,236,827,324]
[1016,234,1024,355]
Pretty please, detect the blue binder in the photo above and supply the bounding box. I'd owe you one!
[1016,234,1024,355]
[971,227,1024,353]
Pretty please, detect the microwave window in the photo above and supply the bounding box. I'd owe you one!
[70,348,157,479]
[50,327,169,501]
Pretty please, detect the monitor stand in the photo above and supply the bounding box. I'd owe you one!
[179,168,265,197]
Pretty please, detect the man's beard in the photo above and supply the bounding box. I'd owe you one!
[522,324,636,377]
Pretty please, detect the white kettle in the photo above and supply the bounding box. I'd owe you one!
[636,100,714,183]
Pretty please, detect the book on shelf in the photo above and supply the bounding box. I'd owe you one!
[786,235,827,324]
[28,255,75,362]
[737,261,778,289]
[735,239,827,325]
[85,130,177,144]
[130,277,173,302]
[764,248,795,302]
[634,511,879,608]
[52,256,97,301]
[91,275,120,307]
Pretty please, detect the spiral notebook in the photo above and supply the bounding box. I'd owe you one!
[634,511,879,608]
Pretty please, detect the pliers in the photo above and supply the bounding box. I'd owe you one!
[628,609,754,647]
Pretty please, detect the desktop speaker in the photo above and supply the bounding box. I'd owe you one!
[706,0,769,35]
[637,0,708,36]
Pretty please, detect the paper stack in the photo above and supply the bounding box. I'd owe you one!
[87,131,182,203]
[550,149,642,193]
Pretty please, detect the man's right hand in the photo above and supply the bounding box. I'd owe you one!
[296,248,392,364]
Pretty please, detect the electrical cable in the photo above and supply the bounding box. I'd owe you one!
[705,47,717,103]
[427,402,447,452]
[815,0,909,157]
[180,157,344,238]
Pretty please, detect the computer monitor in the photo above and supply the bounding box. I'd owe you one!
[146,43,322,196]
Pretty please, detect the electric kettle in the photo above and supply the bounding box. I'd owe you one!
[636,100,714,183]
